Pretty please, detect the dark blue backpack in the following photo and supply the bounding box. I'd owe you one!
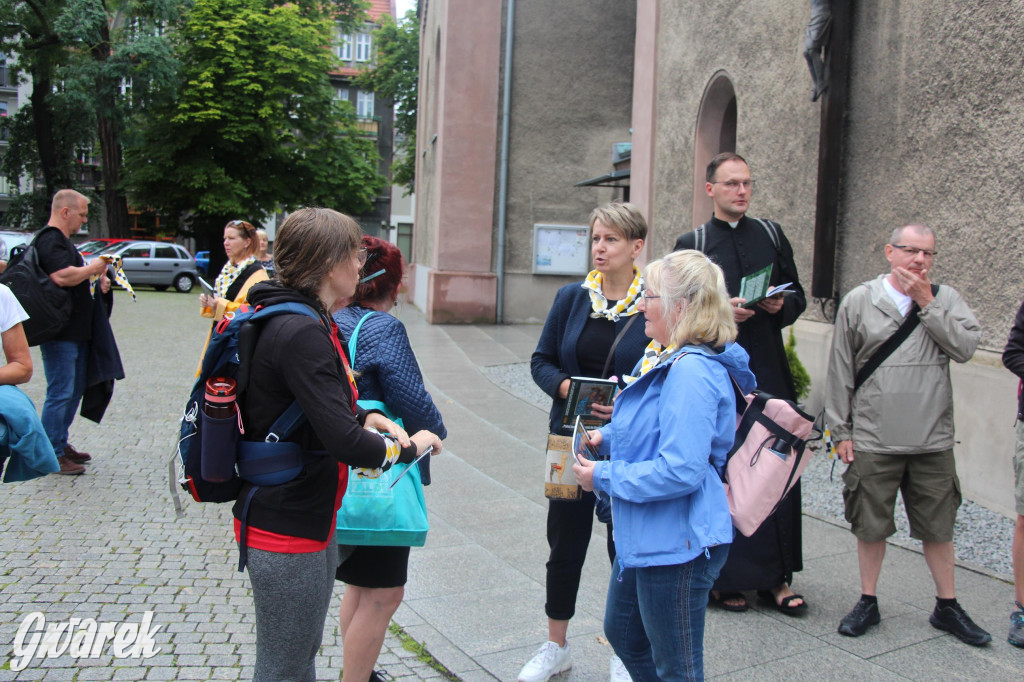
[169,302,321,517]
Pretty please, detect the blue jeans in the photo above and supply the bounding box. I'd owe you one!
[604,544,730,682]
[40,340,88,456]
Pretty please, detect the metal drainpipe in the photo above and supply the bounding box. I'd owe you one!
[495,0,515,323]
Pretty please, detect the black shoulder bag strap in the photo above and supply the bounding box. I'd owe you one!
[695,222,707,253]
[224,261,264,302]
[601,313,640,379]
[853,284,940,391]
[753,218,782,253]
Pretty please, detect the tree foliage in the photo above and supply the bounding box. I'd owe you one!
[123,0,383,239]
[0,0,94,227]
[0,0,185,230]
[1,0,375,236]
[355,9,418,194]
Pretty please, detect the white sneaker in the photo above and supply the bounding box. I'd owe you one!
[609,653,633,682]
[517,641,572,682]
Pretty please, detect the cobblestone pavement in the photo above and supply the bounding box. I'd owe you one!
[0,290,448,681]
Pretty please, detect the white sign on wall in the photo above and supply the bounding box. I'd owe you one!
[533,224,589,276]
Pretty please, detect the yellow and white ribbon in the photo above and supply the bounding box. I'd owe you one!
[624,340,679,384]
[90,255,137,302]
[352,431,403,480]
[822,419,838,460]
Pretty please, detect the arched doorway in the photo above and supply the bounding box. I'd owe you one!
[691,71,737,228]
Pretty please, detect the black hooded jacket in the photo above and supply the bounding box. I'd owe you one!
[1003,297,1024,420]
[232,280,416,543]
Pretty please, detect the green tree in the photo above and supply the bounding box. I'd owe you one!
[0,0,92,227]
[61,0,187,236]
[0,0,184,231]
[355,9,418,194]
[123,0,382,240]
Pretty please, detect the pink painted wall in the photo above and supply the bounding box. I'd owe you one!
[631,0,659,260]
[412,0,500,322]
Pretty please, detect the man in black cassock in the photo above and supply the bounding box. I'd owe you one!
[674,152,808,614]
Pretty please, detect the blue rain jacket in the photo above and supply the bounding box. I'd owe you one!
[592,343,755,569]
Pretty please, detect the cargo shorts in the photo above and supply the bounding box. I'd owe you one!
[842,449,961,543]
[1015,421,1024,516]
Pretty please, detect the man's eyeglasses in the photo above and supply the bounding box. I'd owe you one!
[710,180,755,191]
[890,244,937,258]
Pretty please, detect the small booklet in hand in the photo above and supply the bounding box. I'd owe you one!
[197,276,216,297]
[572,415,601,464]
[560,376,618,433]
[738,264,793,308]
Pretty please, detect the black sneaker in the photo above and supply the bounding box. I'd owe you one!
[929,601,991,646]
[1009,601,1024,648]
[838,597,880,637]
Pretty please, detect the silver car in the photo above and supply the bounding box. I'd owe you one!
[0,231,33,261]
[90,240,198,293]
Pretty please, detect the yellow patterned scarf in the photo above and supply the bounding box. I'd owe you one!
[215,256,256,298]
[581,267,644,322]
[624,340,679,384]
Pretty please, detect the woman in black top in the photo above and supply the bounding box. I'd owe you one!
[236,208,442,682]
[520,203,651,682]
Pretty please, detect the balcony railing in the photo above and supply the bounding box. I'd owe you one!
[354,117,380,136]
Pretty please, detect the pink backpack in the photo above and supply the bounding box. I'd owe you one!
[721,387,820,537]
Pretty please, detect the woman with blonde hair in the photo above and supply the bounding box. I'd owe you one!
[235,208,442,681]
[254,228,275,277]
[198,219,267,321]
[522,202,650,682]
[574,250,755,681]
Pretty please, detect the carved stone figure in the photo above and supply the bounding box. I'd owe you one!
[804,0,832,102]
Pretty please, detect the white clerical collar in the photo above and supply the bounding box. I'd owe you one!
[728,221,740,228]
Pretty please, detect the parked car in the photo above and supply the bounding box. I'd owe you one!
[88,240,198,293]
[77,238,135,256]
[194,251,210,277]
[0,231,34,261]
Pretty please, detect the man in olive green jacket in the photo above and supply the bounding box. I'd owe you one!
[825,223,989,646]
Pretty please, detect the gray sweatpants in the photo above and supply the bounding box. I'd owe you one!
[247,537,339,682]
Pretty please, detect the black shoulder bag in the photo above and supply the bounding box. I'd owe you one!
[853,285,940,391]
[0,227,73,346]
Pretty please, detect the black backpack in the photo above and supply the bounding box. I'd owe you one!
[0,227,73,345]
[168,301,320,514]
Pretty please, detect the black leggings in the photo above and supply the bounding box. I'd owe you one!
[545,491,616,621]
